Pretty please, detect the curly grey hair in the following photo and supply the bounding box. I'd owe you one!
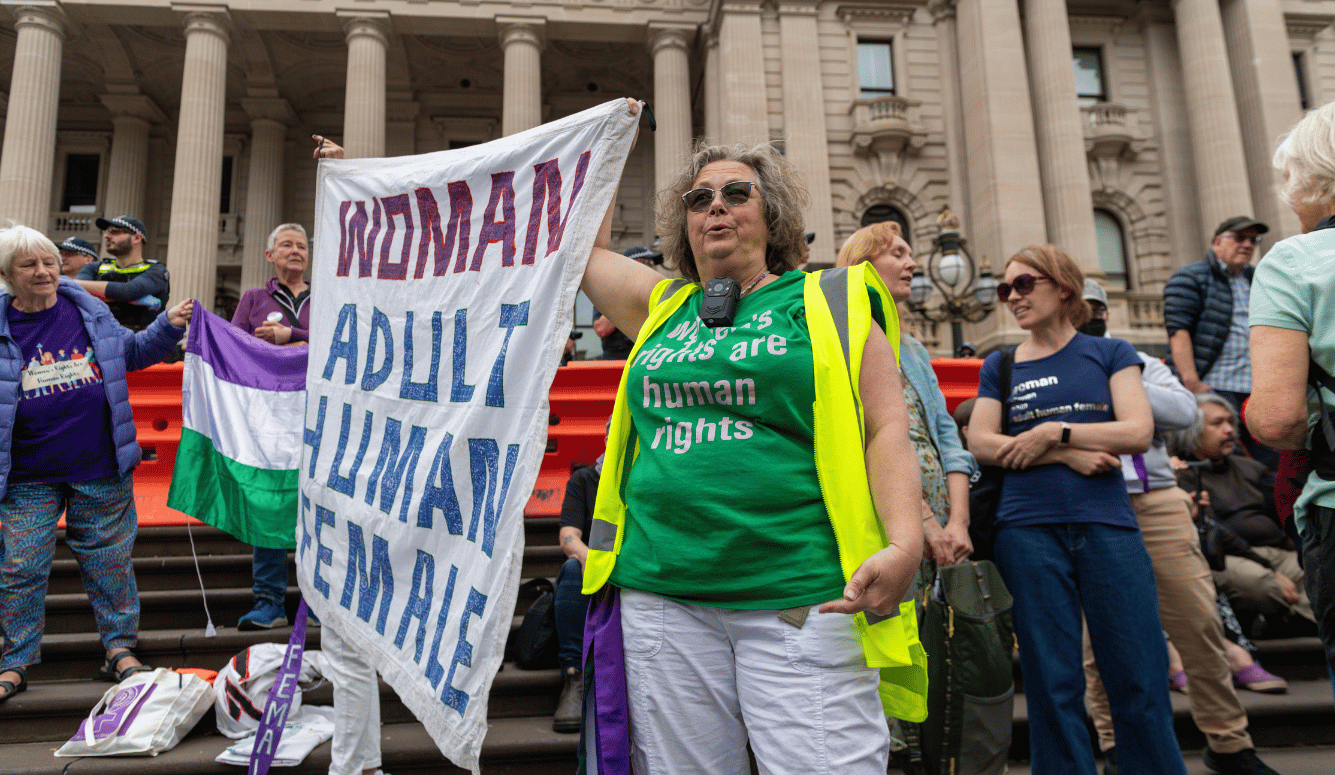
[655,142,810,282]
[1165,393,1239,459]
[1274,100,1335,209]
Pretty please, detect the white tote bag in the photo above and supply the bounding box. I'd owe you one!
[55,668,213,757]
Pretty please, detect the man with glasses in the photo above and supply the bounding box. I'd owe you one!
[1164,216,1277,470]
[75,216,170,332]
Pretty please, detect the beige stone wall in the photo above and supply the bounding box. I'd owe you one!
[0,0,1330,352]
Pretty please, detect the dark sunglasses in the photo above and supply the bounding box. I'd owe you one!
[682,181,757,213]
[996,274,1051,302]
[1227,232,1261,245]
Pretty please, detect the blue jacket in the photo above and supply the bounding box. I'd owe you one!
[1163,253,1252,380]
[898,335,977,477]
[0,277,185,499]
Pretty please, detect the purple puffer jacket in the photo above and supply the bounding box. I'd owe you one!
[0,277,186,500]
[232,278,310,343]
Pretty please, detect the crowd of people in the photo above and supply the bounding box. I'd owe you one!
[3,95,1335,775]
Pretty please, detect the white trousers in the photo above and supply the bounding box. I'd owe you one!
[321,624,383,775]
[619,589,888,775]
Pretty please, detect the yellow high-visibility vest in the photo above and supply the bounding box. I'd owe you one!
[584,264,929,721]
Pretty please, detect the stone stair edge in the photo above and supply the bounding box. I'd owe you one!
[0,716,578,775]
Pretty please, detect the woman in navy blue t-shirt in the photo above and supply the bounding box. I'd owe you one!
[968,245,1185,775]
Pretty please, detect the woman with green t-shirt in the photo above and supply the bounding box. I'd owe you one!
[579,102,926,775]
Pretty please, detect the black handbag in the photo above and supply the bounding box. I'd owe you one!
[508,578,559,670]
[968,349,1014,561]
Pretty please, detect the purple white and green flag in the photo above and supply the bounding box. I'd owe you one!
[167,308,307,549]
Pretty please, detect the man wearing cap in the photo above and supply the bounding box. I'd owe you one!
[75,216,170,332]
[57,237,99,278]
[1164,216,1277,469]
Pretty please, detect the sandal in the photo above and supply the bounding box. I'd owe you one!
[98,651,152,683]
[0,666,27,704]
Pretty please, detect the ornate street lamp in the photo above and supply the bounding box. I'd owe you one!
[906,206,998,354]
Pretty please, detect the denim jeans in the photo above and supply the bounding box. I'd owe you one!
[253,546,289,604]
[995,523,1186,775]
[554,557,589,671]
[1302,506,1335,702]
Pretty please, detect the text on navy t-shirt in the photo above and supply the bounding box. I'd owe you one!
[976,333,1141,528]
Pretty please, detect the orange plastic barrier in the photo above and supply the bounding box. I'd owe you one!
[930,357,984,414]
[120,357,980,526]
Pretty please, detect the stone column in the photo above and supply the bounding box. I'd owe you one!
[1220,0,1303,239]
[778,4,835,265]
[953,0,1047,265]
[1172,0,1254,234]
[0,3,66,229]
[1022,0,1099,271]
[164,9,230,312]
[498,17,544,136]
[928,0,970,231]
[239,98,295,293]
[1144,19,1202,275]
[648,24,694,197]
[98,94,165,221]
[717,0,768,145]
[341,13,389,160]
[703,31,721,145]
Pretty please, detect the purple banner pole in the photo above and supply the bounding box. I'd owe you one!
[247,598,309,775]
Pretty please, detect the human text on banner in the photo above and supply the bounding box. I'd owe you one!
[299,99,639,772]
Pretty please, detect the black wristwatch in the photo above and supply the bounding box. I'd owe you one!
[1059,421,1072,447]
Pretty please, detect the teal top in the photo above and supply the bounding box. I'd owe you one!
[1249,229,1335,533]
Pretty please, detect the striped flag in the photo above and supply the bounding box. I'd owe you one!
[167,308,306,548]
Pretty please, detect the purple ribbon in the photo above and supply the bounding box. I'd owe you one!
[247,598,308,775]
[1131,453,1150,494]
[581,588,630,775]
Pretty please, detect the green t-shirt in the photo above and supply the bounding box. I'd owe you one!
[608,271,847,609]
[1249,230,1335,533]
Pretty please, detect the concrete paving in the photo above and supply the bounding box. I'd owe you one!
[999,746,1335,775]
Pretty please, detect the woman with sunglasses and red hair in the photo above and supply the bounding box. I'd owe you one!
[967,245,1186,775]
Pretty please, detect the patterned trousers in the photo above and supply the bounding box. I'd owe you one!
[0,472,139,669]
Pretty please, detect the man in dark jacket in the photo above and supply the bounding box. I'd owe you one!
[1164,215,1276,469]
[75,216,170,332]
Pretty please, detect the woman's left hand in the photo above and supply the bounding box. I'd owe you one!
[996,422,1060,469]
[942,519,973,565]
[818,544,919,618]
[254,322,293,345]
[167,299,194,327]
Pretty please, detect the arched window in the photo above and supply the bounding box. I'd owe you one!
[860,205,911,247]
[1094,209,1129,286]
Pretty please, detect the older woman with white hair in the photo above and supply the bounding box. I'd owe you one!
[0,225,192,704]
[1249,99,1335,697]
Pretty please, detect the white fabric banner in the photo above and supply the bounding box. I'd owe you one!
[299,100,638,772]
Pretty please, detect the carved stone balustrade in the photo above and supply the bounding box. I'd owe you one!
[850,96,927,183]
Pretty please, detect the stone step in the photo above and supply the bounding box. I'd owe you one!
[39,567,559,635]
[0,660,563,744]
[0,716,579,775]
[44,544,568,595]
[21,612,535,681]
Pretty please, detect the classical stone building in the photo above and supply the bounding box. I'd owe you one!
[0,0,1326,355]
